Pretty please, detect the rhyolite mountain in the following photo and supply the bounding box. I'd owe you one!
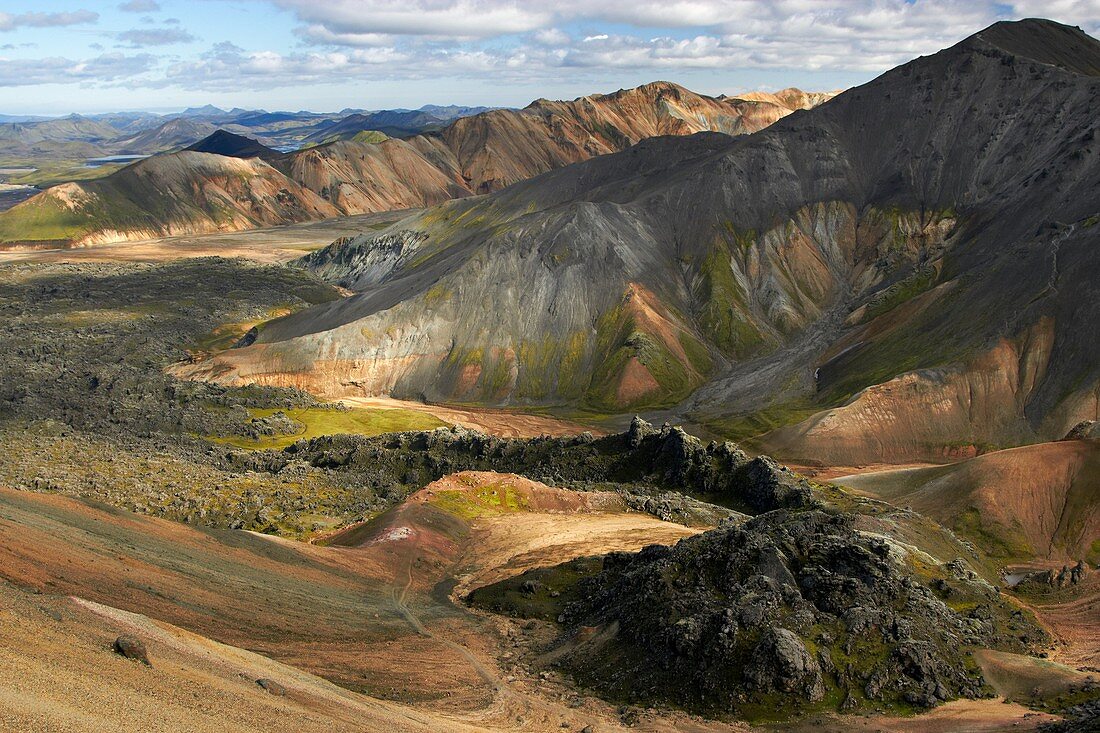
[0,82,831,247]
[177,19,1100,464]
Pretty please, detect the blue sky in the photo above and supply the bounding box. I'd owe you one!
[2,0,1098,114]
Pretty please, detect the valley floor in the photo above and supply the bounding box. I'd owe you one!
[0,209,416,264]
[0,474,1074,732]
[0,228,1095,731]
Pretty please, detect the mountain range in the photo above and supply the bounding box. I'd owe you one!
[176,18,1100,464]
[0,82,833,247]
[0,104,495,188]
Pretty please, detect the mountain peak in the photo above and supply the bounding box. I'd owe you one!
[972,18,1100,76]
[185,129,278,160]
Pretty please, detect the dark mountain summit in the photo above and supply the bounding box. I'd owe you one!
[185,130,279,160]
[977,18,1100,75]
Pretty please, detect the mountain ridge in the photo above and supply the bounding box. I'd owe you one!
[175,18,1100,463]
[0,82,834,247]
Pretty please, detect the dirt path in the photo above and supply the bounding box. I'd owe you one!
[389,550,506,693]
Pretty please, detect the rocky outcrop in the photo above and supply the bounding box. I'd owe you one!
[553,510,1043,715]
[255,678,287,696]
[232,418,816,515]
[1064,421,1100,440]
[295,230,428,290]
[1015,561,1092,592]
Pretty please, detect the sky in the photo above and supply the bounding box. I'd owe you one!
[1,0,1099,115]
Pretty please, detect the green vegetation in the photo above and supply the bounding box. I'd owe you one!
[696,240,768,357]
[587,315,689,410]
[6,162,123,187]
[423,282,453,305]
[351,130,390,144]
[427,480,530,520]
[467,556,603,621]
[189,305,293,353]
[701,399,823,442]
[863,266,939,321]
[515,332,589,401]
[0,193,91,243]
[1089,538,1100,566]
[207,406,448,450]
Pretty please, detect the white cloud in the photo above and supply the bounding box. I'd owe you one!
[119,0,162,12]
[118,27,196,46]
[0,10,99,31]
[271,0,551,39]
[6,1,1100,99]
[0,52,153,86]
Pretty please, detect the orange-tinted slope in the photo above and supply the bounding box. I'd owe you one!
[834,439,1100,563]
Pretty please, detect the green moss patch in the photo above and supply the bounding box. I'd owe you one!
[427,481,530,520]
[695,241,767,357]
[466,556,603,621]
[207,406,448,450]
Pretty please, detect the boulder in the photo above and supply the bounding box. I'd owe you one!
[113,634,150,665]
[744,628,825,701]
[256,678,287,696]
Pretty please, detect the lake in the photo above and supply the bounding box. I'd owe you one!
[84,155,149,168]
[0,186,37,212]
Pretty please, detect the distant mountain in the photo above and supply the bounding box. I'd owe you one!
[301,109,448,144]
[85,111,165,135]
[417,104,494,120]
[0,114,52,123]
[185,130,279,160]
[0,115,120,147]
[300,105,494,144]
[0,81,833,246]
[112,117,220,154]
[176,19,1100,464]
[176,104,229,119]
[0,152,338,247]
[0,115,123,162]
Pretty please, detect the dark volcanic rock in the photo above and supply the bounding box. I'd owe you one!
[744,627,825,701]
[1039,698,1100,732]
[241,417,818,515]
[553,510,1041,716]
[1063,420,1100,440]
[185,130,278,160]
[256,678,287,696]
[113,634,150,665]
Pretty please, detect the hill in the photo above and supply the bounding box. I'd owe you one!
[834,439,1100,563]
[0,153,339,248]
[0,81,832,247]
[176,19,1100,464]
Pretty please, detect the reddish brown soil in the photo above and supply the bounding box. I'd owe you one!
[835,440,1100,561]
[0,470,1085,732]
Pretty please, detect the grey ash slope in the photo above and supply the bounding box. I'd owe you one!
[188,19,1100,462]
